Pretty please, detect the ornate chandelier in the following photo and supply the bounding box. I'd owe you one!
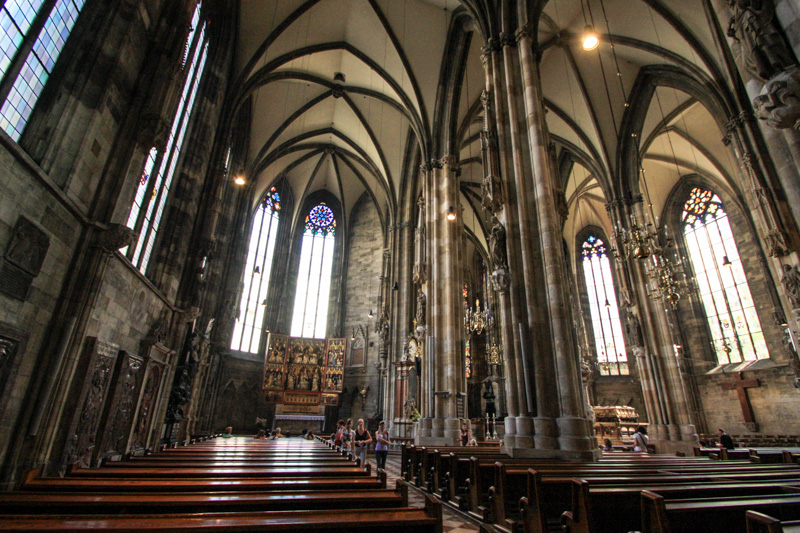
[612,213,685,310]
[465,298,491,335]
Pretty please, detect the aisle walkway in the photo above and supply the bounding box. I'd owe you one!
[381,454,479,533]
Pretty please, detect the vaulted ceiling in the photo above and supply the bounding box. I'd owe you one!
[230,0,741,262]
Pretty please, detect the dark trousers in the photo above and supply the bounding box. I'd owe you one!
[375,449,388,470]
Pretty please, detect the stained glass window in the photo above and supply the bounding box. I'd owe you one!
[290,202,336,338]
[682,187,768,364]
[125,2,207,274]
[0,0,86,140]
[582,234,628,376]
[231,187,281,353]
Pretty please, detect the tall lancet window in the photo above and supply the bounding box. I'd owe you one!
[231,187,281,353]
[0,0,87,140]
[290,203,336,338]
[682,187,768,364]
[124,1,208,274]
[582,235,628,375]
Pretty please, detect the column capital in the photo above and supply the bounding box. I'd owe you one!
[514,24,533,43]
[499,32,517,48]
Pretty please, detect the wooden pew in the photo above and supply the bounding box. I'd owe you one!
[561,479,800,533]
[747,510,800,533]
[640,489,800,533]
[0,481,408,515]
[65,463,371,478]
[0,493,444,533]
[23,468,388,493]
[501,463,800,533]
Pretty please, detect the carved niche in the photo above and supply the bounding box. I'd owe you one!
[0,216,49,301]
[94,351,145,463]
[128,361,165,452]
[61,338,119,472]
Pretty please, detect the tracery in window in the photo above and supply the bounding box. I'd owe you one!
[682,187,768,364]
[290,202,336,339]
[125,2,208,274]
[231,187,281,353]
[0,0,86,140]
[582,234,628,376]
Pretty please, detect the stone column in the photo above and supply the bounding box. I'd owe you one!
[517,26,595,456]
[425,158,463,444]
[626,199,698,453]
[481,43,521,448]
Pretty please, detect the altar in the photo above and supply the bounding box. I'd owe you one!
[273,414,326,434]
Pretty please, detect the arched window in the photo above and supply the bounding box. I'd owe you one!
[682,187,768,364]
[231,187,281,353]
[0,0,87,140]
[290,202,336,338]
[582,234,628,375]
[124,1,208,274]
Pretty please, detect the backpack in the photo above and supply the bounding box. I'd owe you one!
[334,428,343,446]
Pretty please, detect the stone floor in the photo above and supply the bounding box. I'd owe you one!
[381,453,480,533]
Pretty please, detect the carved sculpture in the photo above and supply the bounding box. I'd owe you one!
[97,223,135,253]
[781,264,800,309]
[378,308,390,345]
[727,0,796,81]
[488,215,508,270]
[626,311,643,347]
[416,288,426,327]
[753,67,800,130]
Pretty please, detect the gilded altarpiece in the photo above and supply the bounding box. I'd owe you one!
[262,335,344,406]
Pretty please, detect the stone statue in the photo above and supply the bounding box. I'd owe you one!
[378,308,390,345]
[626,311,643,347]
[416,288,426,327]
[753,67,800,130]
[781,264,800,309]
[488,215,508,270]
[727,0,796,81]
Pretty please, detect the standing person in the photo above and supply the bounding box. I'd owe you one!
[633,426,649,452]
[718,428,735,450]
[340,419,355,454]
[460,422,472,446]
[374,420,390,471]
[354,418,372,466]
[333,419,345,448]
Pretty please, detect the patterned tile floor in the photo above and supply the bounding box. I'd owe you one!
[379,453,481,533]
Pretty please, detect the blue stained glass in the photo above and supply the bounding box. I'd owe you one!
[304,203,335,236]
[0,0,84,141]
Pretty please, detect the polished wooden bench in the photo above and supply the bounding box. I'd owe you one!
[65,463,371,478]
[0,494,443,533]
[496,464,800,533]
[561,479,800,533]
[23,468,387,492]
[0,481,408,515]
[641,489,800,533]
[747,510,800,533]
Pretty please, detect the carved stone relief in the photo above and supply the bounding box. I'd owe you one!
[95,352,144,463]
[128,363,163,452]
[61,338,118,472]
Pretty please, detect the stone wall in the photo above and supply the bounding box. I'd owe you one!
[340,194,384,422]
[0,140,83,466]
[212,351,272,434]
[696,368,800,435]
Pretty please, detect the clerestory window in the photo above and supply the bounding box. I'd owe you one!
[290,203,336,339]
[231,187,281,353]
[682,187,768,364]
[582,234,628,375]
